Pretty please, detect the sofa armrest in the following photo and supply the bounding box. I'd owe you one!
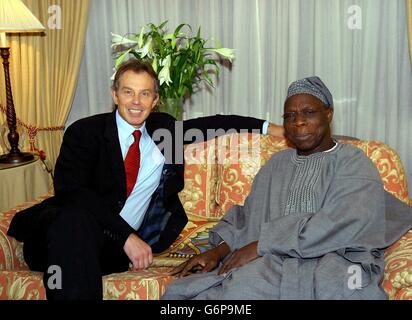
[0,195,52,271]
[383,229,412,299]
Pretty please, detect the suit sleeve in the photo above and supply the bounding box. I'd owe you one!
[54,121,135,247]
[182,115,265,144]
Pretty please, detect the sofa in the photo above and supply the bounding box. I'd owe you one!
[0,133,411,300]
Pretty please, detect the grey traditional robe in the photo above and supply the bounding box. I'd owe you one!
[162,143,412,300]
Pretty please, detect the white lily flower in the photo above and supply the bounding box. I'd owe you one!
[111,33,138,48]
[152,56,158,73]
[110,68,116,81]
[137,37,152,58]
[160,55,172,68]
[158,55,172,86]
[206,47,235,62]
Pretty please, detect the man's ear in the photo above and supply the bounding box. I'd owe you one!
[111,89,119,105]
[151,93,160,110]
[326,108,334,123]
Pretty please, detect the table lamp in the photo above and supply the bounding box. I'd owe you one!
[0,0,45,164]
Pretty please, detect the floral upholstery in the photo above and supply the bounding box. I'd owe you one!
[102,267,173,300]
[0,197,53,271]
[215,135,289,215]
[0,133,411,300]
[383,229,412,300]
[0,268,174,300]
[177,140,221,219]
[0,271,45,300]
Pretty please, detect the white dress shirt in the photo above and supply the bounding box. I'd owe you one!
[116,111,165,230]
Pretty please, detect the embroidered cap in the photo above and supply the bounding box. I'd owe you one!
[286,76,333,108]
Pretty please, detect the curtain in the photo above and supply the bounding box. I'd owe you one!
[68,0,412,196]
[407,0,412,63]
[0,0,90,167]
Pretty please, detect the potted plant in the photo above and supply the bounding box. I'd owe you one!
[111,21,235,119]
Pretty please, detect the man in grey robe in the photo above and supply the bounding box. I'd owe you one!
[161,76,412,300]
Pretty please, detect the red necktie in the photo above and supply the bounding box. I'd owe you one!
[124,130,142,198]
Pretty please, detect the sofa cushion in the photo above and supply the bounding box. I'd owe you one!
[102,267,173,300]
[178,140,220,220]
[151,219,217,267]
[215,133,288,215]
[0,267,174,300]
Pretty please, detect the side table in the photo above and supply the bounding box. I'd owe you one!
[0,155,53,212]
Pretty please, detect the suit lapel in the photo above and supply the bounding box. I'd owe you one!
[104,111,127,198]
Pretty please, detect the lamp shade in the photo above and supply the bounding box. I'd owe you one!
[0,0,45,33]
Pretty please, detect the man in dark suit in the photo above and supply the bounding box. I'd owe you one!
[7,60,283,300]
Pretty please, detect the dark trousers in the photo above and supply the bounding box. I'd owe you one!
[22,207,130,300]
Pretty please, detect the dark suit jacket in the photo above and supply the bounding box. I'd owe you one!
[8,111,265,253]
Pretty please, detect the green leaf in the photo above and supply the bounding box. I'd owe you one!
[159,20,169,30]
[115,49,131,69]
[172,23,188,49]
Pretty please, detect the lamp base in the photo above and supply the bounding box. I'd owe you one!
[0,151,34,164]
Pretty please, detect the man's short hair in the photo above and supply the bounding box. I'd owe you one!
[112,59,160,94]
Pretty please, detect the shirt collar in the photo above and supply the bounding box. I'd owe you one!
[323,139,339,153]
[116,110,146,142]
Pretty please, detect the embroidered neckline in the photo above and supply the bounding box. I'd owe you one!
[292,140,340,164]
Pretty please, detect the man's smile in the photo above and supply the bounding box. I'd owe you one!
[127,108,144,114]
